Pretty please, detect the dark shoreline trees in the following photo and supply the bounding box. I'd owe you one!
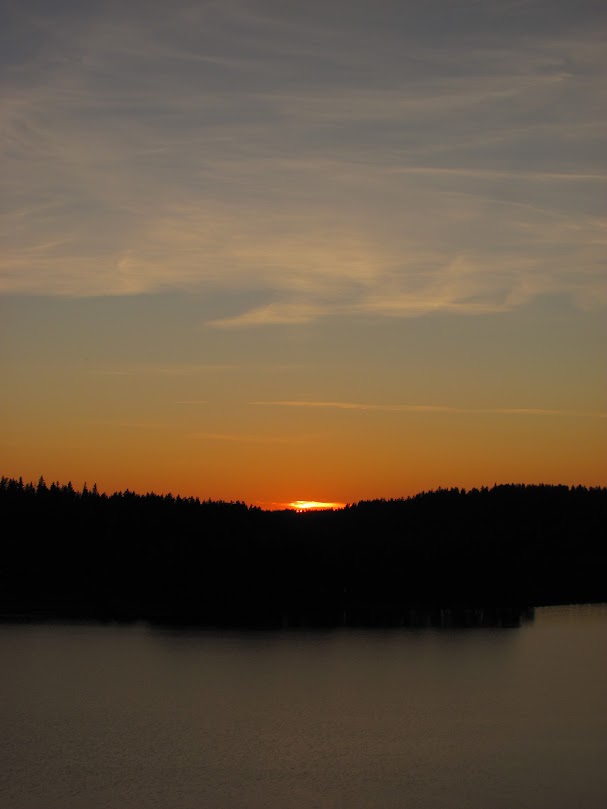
[1,477,605,626]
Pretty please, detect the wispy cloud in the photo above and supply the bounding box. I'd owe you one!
[98,422,170,430]
[389,166,607,183]
[89,364,239,376]
[208,302,331,328]
[189,432,311,444]
[250,401,607,418]
[2,1,606,322]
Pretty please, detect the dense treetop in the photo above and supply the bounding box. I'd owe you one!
[1,477,605,625]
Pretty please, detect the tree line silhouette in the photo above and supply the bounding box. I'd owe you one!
[1,476,605,626]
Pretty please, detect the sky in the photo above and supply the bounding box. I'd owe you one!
[1,0,606,508]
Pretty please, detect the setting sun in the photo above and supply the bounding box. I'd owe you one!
[289,500,346,512]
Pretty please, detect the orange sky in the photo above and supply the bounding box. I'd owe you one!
[1,1,606,505]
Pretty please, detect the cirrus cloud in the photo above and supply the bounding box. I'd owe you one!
[1,0,605,324]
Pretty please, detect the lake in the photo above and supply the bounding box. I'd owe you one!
[1,604,606,808]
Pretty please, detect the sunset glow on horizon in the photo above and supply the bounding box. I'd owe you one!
[1,1,605,505]
[289,501,347,512]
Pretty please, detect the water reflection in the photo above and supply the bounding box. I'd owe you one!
[1,606,605,809]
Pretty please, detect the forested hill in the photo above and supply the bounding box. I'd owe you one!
[1,478,605,626]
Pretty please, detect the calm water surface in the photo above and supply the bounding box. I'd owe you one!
[1,605,606,809]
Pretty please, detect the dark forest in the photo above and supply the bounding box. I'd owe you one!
[1,477,605,627]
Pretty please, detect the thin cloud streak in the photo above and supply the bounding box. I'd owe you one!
[250,401,607,418]
[389,167,607,183]
[189,432,311,444]
[88,422,172,430]
[89,364,240,376]
[207,302,332,329]
[175,401,208,405]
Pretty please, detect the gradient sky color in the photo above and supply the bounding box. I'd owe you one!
[1,0,606,507]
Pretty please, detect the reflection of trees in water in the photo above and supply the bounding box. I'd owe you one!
[0,477,604,626]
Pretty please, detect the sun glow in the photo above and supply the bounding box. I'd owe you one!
[289,500,345,512]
